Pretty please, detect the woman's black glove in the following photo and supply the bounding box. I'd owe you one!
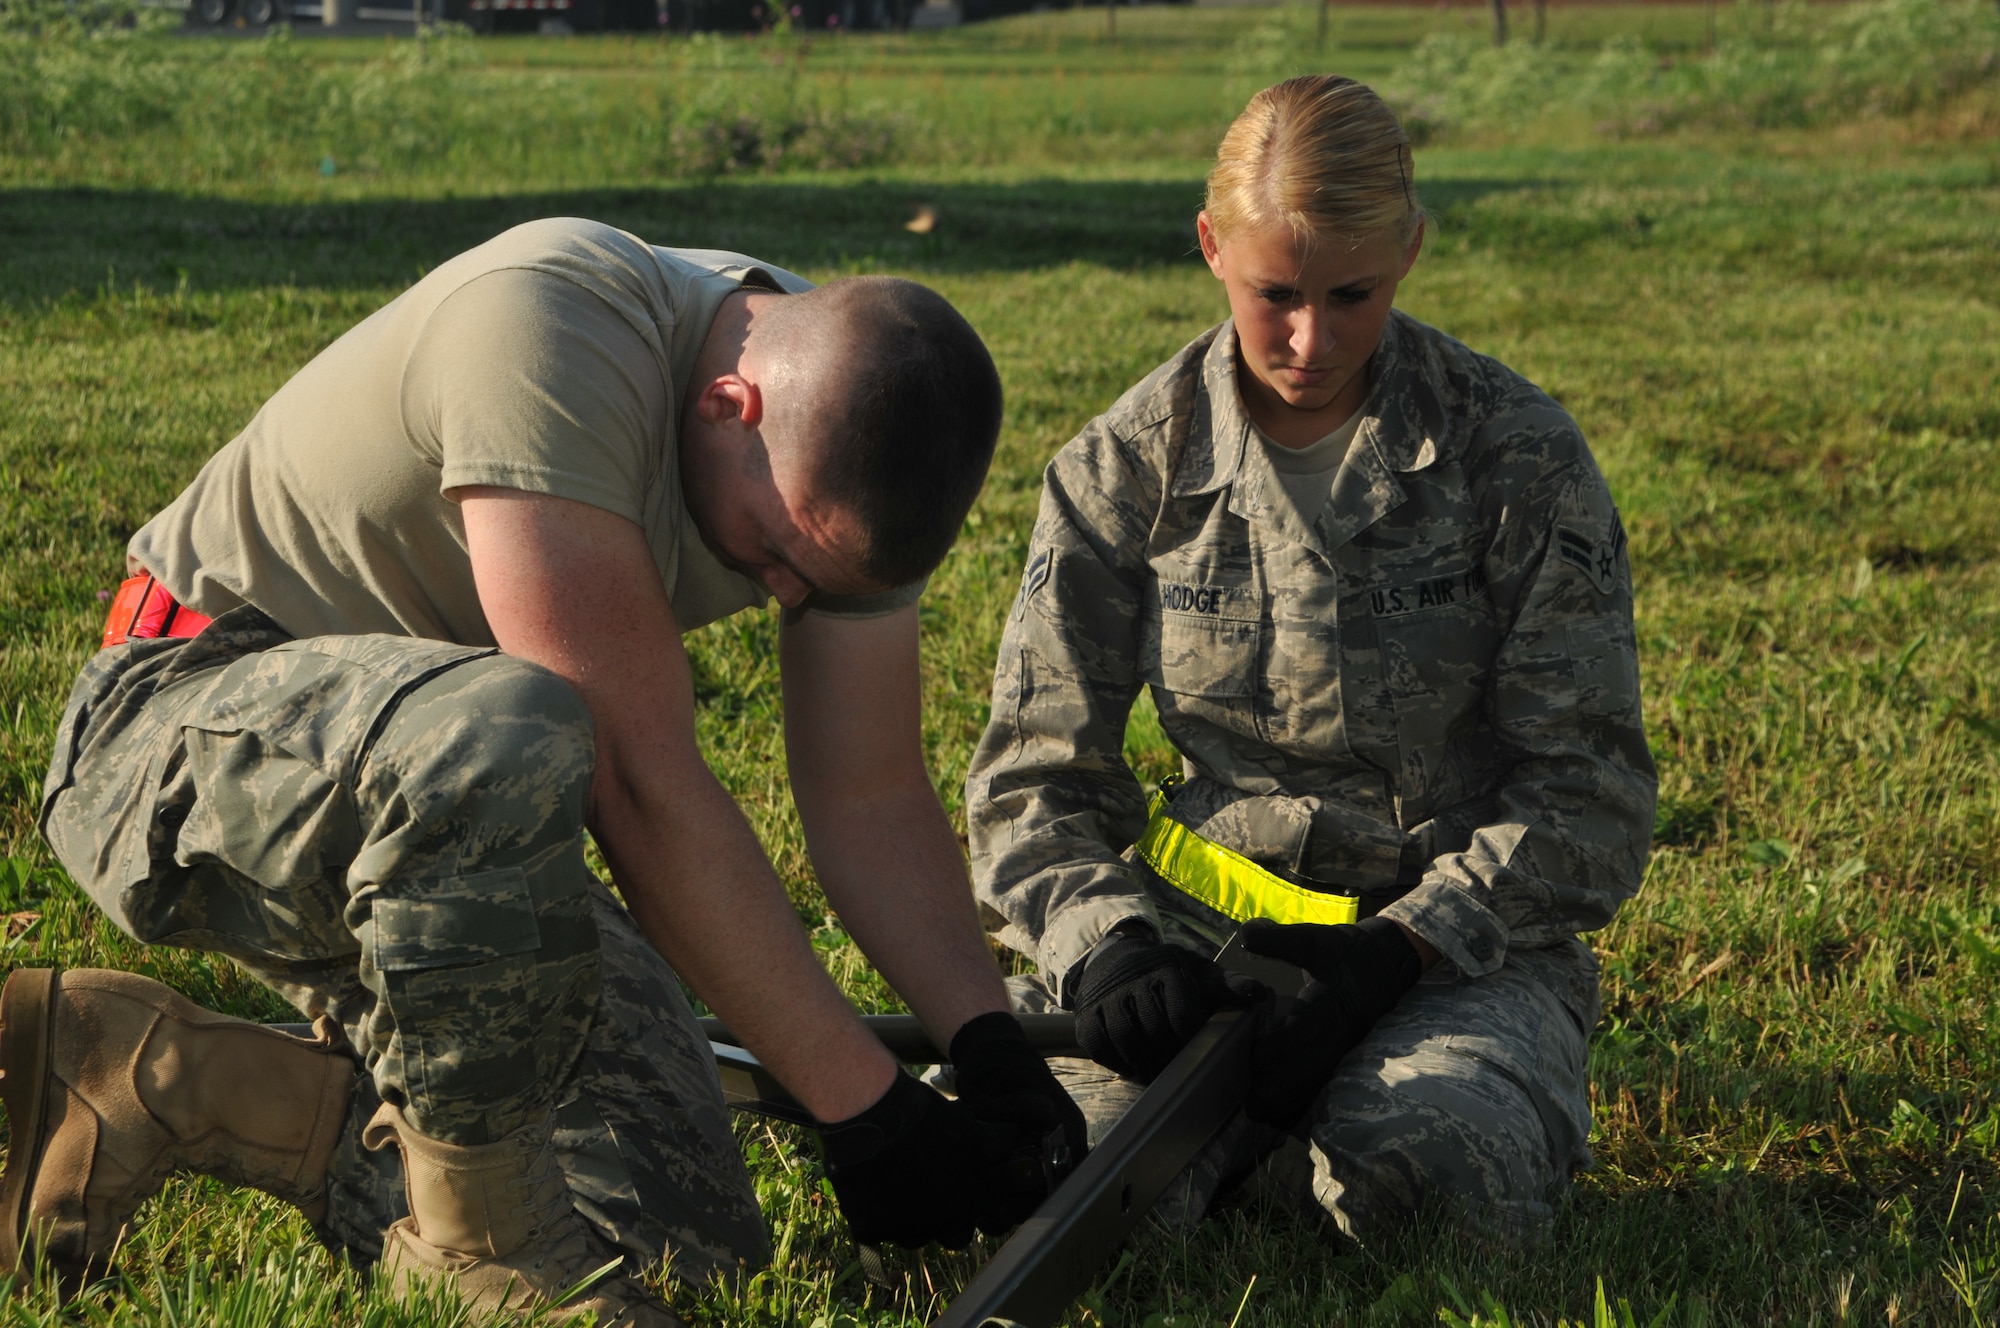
[1070,934,1265,1084]
[947,1011,1088,1228]
[1240,915,1425,1127]
[817,1070,1024,1249]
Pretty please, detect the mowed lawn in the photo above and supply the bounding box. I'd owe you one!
[0,5,1996,1325]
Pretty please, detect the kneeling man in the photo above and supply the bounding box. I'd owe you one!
[5,217,1083,1325]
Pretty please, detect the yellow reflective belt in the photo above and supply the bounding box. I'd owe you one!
[1135,778,1360,928]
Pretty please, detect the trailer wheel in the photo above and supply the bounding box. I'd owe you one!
[241,0,276,22]
[191,0,232,21]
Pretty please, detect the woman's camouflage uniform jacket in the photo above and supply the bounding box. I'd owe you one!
[966,311,1657,1032]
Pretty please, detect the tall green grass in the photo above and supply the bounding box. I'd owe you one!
[0,5,1262,191]
[0,23,909,186]
[1385,0,2000,137]
[5,0,1992,195]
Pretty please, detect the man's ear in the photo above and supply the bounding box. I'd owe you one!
[692,374,764,429]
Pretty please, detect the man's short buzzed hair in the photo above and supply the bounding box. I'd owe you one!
[781,277,1003,589]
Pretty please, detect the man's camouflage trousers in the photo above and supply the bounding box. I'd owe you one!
[38,608,769,1278]
[1007,870,1598,1244]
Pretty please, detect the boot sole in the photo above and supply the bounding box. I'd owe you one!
[0,967,57,1279]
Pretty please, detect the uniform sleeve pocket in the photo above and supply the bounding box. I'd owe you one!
[1564,617,1641,724]
[367,866,542,972]
[1144,613,1261,700]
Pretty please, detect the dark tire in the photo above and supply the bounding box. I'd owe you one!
[191,0,232,22]
[241,0,276,23]
[602,0,654,29]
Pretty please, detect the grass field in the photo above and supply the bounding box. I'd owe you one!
[2,2,1998,1324]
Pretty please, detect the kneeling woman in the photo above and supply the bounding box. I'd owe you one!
[966,75,1655,1239]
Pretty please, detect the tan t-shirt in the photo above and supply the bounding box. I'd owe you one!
[130,217,921,644]
[1257,405,1368,532]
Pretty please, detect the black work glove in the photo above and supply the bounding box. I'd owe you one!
[1240,915,1425,1127]
[948,1011,1088,1227]
[950,1011,1088,1169]
[817,1070,1041,1249]
[1070,934,1265,1084]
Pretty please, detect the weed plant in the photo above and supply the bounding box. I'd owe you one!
[1,4,1998,1326]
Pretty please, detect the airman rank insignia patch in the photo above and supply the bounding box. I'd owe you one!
[1014,549,1051,618]
[1557,513,1626,596]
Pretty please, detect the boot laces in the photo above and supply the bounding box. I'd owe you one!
[508,1125,569,1243]
[501,1127,634,1299]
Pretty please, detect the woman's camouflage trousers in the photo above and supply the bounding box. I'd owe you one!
[1007,876,1596,1244]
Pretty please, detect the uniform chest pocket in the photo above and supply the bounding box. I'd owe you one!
[1369,565,1500,726]
[1142,611,1262,700]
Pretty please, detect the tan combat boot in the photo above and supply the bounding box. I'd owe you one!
[363,1101,681,1327]
[0,966,353,1279]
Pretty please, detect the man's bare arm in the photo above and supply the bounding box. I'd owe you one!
[780,605,1010,1050]
[460,487,896,1123]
